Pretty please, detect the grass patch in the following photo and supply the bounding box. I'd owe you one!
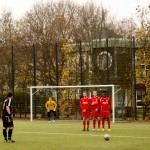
[0,120,150,150]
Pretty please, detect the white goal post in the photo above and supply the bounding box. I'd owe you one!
[30,85,117,122]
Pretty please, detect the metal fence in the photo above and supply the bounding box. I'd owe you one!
[0,38,149,120]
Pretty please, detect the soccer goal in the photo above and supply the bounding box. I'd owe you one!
[29,85,121,123]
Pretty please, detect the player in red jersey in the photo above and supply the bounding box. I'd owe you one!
[100,91,111,132]
[80,91,91,131]
[91,90,101,131]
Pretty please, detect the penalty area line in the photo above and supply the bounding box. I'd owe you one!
[14,131,150,139]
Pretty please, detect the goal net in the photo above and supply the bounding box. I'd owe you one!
[29,85,122,123]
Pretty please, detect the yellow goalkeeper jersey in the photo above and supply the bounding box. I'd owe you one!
[45,100,57,111]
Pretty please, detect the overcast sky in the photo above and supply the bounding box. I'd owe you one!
[0,0,149,19]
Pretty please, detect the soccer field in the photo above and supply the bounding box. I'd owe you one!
[0,120,150,150]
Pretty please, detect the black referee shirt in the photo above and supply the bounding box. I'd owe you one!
[2,98,12,116]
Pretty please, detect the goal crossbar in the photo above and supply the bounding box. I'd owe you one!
[30,85,115,89]
[29,85,115,123]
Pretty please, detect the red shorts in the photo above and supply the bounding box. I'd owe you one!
[92,111,101,118]
[82,111,90,118]
[101,111,110,118]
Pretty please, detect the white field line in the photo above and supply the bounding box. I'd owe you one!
[14,131,150,139]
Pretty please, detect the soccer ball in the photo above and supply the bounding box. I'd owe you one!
[104,134,110,141]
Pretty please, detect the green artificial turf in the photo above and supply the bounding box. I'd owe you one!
[0,120,150,150]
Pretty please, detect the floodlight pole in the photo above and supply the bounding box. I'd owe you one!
[79,41,83,98]
[131,37,137,120]
[55,42,59,86]
[55,42,59,119]
[11,46,15,117]
[79,41,83,85]
[106,38,109,84]
[33,44,37,118]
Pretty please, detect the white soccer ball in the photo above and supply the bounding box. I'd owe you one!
[104,134,110,141]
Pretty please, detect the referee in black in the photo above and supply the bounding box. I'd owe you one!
[2,92,15,143]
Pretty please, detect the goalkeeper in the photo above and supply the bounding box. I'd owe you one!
[45,96,57,123]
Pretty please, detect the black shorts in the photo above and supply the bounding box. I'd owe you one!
[2,116,14,128]
[48,110,56,117]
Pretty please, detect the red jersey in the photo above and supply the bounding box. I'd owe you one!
[100,97,111,112]
[91,96,101,111]
[80,97,91,111]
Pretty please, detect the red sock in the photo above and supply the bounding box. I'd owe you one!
[102,118,105,128]
[98,120,100,129]
[107,119,110,128]
[93,120,96,129]
[83,120,86,129]
[87,120,90,129]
